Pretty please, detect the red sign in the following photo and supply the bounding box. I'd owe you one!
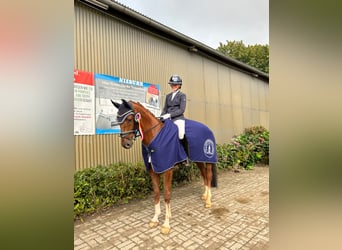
[148,84,159,95]
[74,69,94,85]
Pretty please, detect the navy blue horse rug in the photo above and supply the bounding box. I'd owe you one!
[142,120,187,173]
[142,119,217,173]
[185,119,217,163]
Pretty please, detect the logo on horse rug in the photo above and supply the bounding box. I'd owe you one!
[185,119,217,163]
[203,139,215,159]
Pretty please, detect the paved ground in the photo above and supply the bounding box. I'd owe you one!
[74,166,269,250]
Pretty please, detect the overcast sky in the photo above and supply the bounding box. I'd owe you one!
[115,0,269,49]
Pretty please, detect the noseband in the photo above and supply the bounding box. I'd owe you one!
[119,127,140,140]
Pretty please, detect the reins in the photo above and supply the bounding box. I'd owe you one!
[143,122,162,135]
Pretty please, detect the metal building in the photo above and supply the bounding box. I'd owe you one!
[74,0,269,171]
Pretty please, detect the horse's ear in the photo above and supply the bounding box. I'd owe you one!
[122,99,133,110]
[111,99,120,109]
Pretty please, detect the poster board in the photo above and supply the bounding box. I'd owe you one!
[95,74,161,134]
[73,70,95,135]
[73,70,161,135]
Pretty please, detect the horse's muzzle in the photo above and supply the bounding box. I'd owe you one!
[122,139,133,149]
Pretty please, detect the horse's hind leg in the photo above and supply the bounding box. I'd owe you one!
[197,162,208,200]
[149,169,161,228]
[197,162,213,208]
[161,168,173,234]
[204,163,213,208]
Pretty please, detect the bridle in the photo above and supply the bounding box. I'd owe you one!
[118,108,162,143]
[118,111,140,141]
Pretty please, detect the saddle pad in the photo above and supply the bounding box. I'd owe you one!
[142,119,187,173]
[185,119,217,163]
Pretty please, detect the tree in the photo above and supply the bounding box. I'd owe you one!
[217,40,269,73]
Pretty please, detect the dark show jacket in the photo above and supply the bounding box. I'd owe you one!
[161,91,186,121]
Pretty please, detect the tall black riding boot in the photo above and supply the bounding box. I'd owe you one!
[180,136,190,166]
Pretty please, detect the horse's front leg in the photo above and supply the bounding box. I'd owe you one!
[197,162,212,208]
[161,168,173,234]
[149,169,161,228]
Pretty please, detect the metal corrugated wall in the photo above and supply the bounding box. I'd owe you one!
[74,2,269,171]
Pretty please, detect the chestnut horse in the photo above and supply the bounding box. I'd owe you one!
[111,99,217,234]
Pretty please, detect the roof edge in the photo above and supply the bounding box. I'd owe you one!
[78,0,269,82]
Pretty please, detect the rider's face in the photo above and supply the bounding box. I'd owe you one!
[170,84,180,91]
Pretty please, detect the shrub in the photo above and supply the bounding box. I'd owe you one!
[217,126,269,170]
[74,162,152,219]
[172,162,200,186]
[74,161,200,219]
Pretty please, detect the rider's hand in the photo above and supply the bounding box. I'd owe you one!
[160,113,171,120]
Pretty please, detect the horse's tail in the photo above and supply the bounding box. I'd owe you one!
[211,163,218,188]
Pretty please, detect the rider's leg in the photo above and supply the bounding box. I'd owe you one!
[174,119,189,165]
[174,119,185,139]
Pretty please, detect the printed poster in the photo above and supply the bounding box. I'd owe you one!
[95,74,161,134]
[74,69,95,135]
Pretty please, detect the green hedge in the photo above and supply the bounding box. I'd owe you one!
[74,126,269,219]
[74,162,151,219]
[217,126,269,170]
[74,162,200,219]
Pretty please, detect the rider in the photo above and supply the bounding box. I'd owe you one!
[160,75,189,157]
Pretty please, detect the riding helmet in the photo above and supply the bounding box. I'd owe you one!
[168,75,182,85]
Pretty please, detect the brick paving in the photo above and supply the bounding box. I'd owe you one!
[74,166,269,249]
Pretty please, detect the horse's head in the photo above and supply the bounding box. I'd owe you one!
[111,99,139,149]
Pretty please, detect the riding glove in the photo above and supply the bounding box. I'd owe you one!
[160,113,171,120]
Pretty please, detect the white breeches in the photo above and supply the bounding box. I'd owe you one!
[174,119,185,139]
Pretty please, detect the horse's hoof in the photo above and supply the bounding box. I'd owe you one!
[149,221,159,228]
[161,226,170,234]
[201,195,207,200]
[205,202,211,208]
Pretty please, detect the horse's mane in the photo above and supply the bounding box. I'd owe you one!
[130,101,158,119]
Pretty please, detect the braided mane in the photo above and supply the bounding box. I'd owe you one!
[130,101,158,119]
